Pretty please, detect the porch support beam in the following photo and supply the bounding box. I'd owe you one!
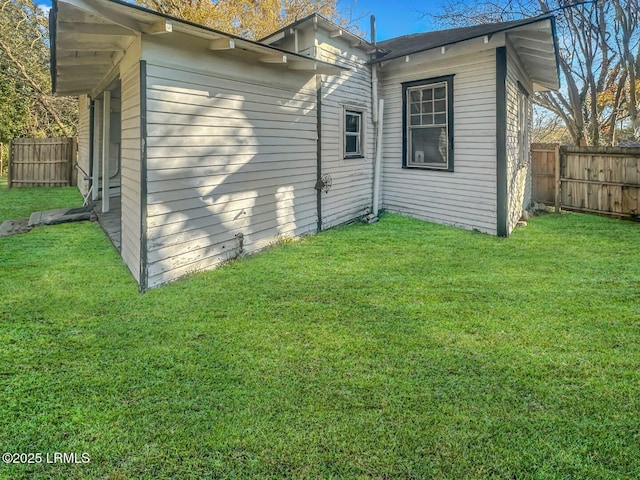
[101,90,111,213]
[91,98,101,201]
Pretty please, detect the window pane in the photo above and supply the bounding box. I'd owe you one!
[422,114,433,125]
[346,134,358,154]
[410,90,421,102]
[422,102,432,114]
[434,86,446,99]
[410,114,421,125]
[423,88,433,100]
[410,103,420,114]
[346,112,360,133]
[410,127,447,166]
[434,113,446,125]
[434,100,446,113]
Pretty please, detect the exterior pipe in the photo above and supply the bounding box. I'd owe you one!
[372,99,384,216]
[372,64,379,124]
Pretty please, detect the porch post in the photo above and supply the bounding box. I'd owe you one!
[91,99,102,201]
[101,90,111,213]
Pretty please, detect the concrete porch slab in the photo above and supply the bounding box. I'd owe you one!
[0,219,32,237]
[28,206,95,228]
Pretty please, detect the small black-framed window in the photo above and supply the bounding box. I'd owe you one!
[344,109,363,158]
[402,75,454,171]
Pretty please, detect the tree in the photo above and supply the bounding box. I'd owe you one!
[428,0,640,146]
[137,0,350,40]
[0,73,27,145]
[0,0,76,139]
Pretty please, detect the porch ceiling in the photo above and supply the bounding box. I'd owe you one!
[51,0,343,96]
[51,0,138,96]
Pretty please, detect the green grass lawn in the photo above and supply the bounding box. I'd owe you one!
[0,176,81,222]
[1,182,639,479]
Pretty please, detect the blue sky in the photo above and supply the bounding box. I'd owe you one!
[38,0,449,41]
[347,0,448,40]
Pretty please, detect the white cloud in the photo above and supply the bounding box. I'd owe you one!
[38,4,51,15]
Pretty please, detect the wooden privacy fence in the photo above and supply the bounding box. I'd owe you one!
[8,137,77,188]
[531,143,640,217]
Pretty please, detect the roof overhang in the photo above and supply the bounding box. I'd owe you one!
[370,16,560,92]
[260,14,371,52]
[505,17,560,91]
[50,0,344,96]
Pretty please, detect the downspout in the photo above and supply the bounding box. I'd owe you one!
[367,15,384,223]
[372,63,379,124]
[372,99,384,217]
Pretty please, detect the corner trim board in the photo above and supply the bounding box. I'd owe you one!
[49,0,58,94]
[139,60,149,291]
[316,74,322,232]
[496,46,508,237]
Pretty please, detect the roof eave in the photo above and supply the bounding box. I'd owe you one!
[260,13,371,51]
[370,15,557,65]
[52,0,344,96]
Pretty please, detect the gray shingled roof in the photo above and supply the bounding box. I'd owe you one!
[373,15,553,63]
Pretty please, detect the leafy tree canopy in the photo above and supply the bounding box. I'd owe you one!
[0,0,76,141]
[137,0,352,40]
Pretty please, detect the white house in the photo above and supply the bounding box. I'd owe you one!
[50,0,560,290]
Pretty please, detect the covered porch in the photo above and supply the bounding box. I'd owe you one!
[93,196,121,252]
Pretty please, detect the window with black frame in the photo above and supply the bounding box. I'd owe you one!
[403,76,454,171]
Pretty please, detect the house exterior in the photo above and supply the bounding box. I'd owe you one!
[50,0,559,290]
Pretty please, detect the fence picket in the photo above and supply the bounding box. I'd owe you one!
[532,144,640,217]
[8,137,77,188]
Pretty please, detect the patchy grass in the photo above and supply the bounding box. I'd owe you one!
[0,186,639,479]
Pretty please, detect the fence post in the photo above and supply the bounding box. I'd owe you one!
[8,139,13,188]
[554,144,561,212]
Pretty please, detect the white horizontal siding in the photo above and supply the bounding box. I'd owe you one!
[380,49,498,234]
[317,32,374,228]
[144,61,318,288]
[119,63,141,283]
[506,45,532,234]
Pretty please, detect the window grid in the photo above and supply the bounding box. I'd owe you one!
[408,82,448,128]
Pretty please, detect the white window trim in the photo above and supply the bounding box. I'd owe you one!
[343,107,365,159]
